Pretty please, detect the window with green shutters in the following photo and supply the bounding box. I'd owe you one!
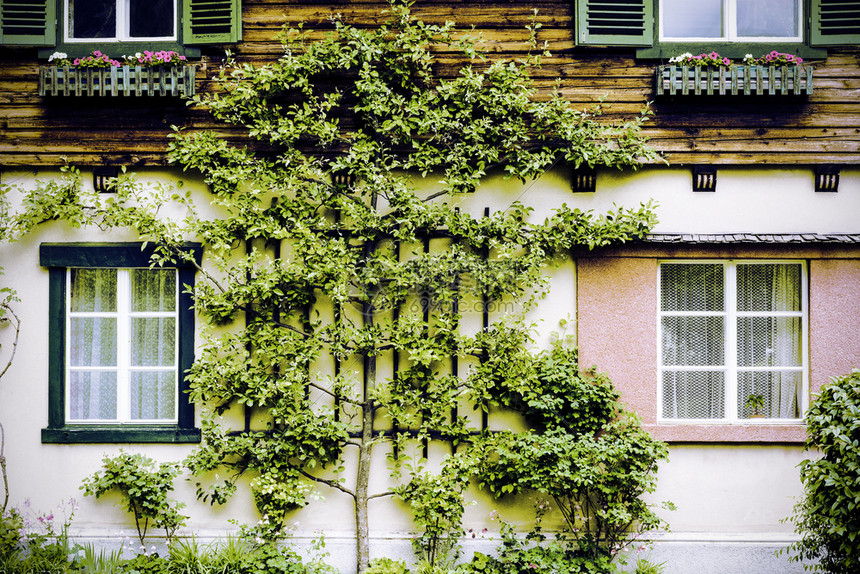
[0,0,56,45]
[0,0,239,50]
[575,0,859,54]
[810,0,860,45]
[576,0,654,46]
[184,0,240,44]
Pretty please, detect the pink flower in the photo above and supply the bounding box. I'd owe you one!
[723,58,730,66]
[73,58,80,65]
[94,50,102,56]
[179,55,186,61]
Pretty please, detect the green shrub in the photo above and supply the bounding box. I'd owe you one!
[366,557,411,574]
[472,343,670,570]
[81,451,186,547]
[786,368,860,573]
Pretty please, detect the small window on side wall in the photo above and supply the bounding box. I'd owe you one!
[658,260,807,423]
[40,243,201,443]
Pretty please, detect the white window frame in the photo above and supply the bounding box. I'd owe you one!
[65,267,179,424]
[659,0,803,43]
[64,0,177,43]
[657,259,808,424]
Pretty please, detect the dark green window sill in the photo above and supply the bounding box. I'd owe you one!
[42,426,201,444]
[637,43,827,61]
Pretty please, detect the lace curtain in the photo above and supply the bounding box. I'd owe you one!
[736,263,802,418]
[68,268,176,422]
[661,262,802,420]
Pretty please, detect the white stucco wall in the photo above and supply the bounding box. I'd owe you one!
[1,165,857,571]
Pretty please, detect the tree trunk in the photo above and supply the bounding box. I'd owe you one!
[355,382,374,573]
[355,282,377,573]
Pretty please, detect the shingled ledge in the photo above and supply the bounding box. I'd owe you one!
[643,233,860,244]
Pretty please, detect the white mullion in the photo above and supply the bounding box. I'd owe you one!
[116,270,131,423]
[725,262,738,421]
[116,0,129,41]
[725,0,736,41]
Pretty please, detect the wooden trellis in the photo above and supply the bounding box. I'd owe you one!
[656,64,813,96]
[39,65,196,97]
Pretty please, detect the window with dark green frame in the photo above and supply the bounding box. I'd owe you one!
[0,0,241,56]
[574,0,860,58]
[40,243,201,443]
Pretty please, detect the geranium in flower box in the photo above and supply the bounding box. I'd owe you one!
[39,51,195,97]
[656,51,813,97]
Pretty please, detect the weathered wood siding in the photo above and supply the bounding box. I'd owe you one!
[1,0,858,167]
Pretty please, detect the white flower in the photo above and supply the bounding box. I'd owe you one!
[48,51,67,62]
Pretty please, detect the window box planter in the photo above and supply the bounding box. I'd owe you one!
[39,65,196,97]
[655,64,812,96]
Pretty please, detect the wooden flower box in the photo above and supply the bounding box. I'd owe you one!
[39,65,196,97]
[655,64,812,96]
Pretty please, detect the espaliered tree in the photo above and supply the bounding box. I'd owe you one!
[166,4,664,572]
[1,3,666,572]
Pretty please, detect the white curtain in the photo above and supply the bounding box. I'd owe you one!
[736,264,801,418]
[129,269,176,420]
[69,268,117,420]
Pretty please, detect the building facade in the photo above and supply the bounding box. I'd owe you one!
[1,1,859,572]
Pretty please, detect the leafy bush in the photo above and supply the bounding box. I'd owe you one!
[472,342,670,571]
[81,451,187,547]
[786,368,860,573]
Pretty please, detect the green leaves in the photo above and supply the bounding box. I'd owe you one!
[471,340,669,566]
[785,368,860,572]
[80,451,186,547]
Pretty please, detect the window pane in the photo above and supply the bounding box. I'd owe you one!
[663,0,723,38]
[69,0,116,39]
[69,371,117,419]
[662,316,725,366]
[737,263,801,312]
[70,269,116,312]
[70,318,117,366]
[131,269,176,312]
[662,371,725,418]
[737,317,802,367]
[131,318,176,366]
[129,0,174,37]
[737,0,798,37]
[661,263,724,311]
[130,371,176,420]
[738,371,801,418]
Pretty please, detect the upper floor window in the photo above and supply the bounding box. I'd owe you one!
[661,0,802,42]
[66,0,176,42]
[0,0,240,54]
[658,260,807,423]
[574,0,860,56]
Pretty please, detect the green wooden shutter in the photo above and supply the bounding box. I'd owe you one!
[576,0,653,46]
[183,0,240,44]
[0,0,55,46]
[810,0,860,45]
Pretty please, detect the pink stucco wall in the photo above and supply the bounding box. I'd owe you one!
[576,247,860,443]
[809,259,860,392]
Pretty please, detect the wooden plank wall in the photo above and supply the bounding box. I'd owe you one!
[0,0,858,167]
